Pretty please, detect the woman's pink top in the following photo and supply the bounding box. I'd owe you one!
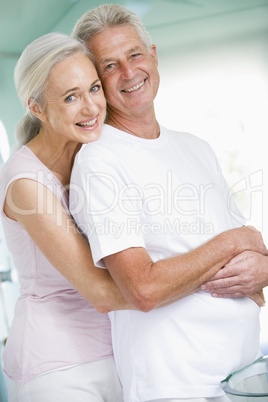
[0,146,113,383]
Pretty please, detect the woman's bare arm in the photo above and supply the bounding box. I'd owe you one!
[4,178,132,313]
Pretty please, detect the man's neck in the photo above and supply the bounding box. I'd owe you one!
[105,109,160,140]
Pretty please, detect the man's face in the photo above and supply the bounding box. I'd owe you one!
[87,25,160,120]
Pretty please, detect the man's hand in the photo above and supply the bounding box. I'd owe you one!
[201,251,268,303]
[236,226,268,257]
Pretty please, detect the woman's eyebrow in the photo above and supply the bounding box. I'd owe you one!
[61,87,79,97]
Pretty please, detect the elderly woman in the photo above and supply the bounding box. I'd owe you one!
[0,33,130,402]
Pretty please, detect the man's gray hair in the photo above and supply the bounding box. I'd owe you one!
[72,3,153,51]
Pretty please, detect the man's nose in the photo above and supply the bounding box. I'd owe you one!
[120,61,135,79]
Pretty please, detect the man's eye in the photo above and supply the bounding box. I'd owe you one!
[105,63,114,70]
[65,95,76,103]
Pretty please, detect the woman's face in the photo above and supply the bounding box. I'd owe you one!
[41,53,106,145]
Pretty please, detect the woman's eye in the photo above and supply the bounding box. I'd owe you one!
[90,85,101,93]
[65,95,76,103]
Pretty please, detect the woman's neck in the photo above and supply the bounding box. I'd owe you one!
[26,134,81,187]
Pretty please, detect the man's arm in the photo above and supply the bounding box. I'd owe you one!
[70,154,267,311]
[103,227,267,312]
[201,250,268,300]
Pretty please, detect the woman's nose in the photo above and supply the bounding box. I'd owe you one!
[81,95,98,114]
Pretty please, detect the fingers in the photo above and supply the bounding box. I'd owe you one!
[226,251,252,266]
[202,248,267,298]
[203,277,256,296]
[249,291,266,307]
[203,251,255,288]
[211,291,265,307]
[202,264,241,288]
[245,226,268,255]
[210,291,246,298]
[212,282,246,294]
[202,277,236,291]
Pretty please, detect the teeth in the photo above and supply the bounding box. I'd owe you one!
[77,117,97,127]
[124,80,144,93]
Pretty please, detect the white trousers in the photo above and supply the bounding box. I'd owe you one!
[6,357,123,402]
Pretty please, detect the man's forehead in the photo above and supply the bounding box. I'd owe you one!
[88,25,145,55]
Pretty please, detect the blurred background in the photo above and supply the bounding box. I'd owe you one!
[0,0,268,400]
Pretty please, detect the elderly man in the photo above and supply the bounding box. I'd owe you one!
[70,4,267,402]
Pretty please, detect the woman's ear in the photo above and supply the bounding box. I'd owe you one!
[28,98,46,122]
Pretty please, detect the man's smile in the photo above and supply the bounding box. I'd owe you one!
[122,80,145,93]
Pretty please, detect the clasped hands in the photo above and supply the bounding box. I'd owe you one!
[202,227,268,307]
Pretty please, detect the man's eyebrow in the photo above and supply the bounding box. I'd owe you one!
[99,58,114,66]
[99,46,144,66]
[127,46,143,54]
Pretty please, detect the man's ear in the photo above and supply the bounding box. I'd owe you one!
[28,98,46,122]
[151,44,158,67]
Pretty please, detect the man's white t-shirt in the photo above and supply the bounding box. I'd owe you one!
[70,124,261,402]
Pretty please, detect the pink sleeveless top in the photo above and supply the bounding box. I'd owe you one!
[0,146,113,383]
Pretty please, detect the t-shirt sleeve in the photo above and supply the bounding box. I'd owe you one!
[70,156,146,268]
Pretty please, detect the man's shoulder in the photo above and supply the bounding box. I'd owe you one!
[162,126,218,168]
[164,126,204,142]
[163,126,211,150]
[75,125,116,164]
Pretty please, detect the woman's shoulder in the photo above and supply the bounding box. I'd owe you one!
[0,146,52,201]
[1,146,42,176]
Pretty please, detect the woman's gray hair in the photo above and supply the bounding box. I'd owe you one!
[14,32,91,145]
[72,3,152,52]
